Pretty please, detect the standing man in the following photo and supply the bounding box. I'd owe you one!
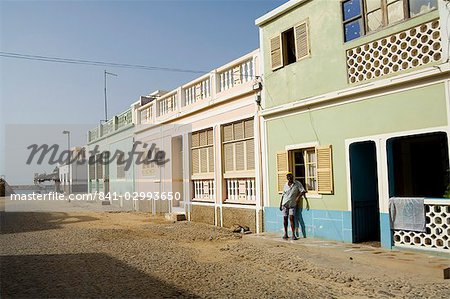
[280,172,306,240]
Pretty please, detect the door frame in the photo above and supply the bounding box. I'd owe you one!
[348,140,380,242]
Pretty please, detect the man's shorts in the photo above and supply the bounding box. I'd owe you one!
[282,205,295,217]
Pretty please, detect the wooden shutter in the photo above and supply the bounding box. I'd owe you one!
[270,34,283,70]
[276,151,289,193]
[208,146,214,172]
[235,141,245,171]
[223,124,233,142]
[316,145,333,194]
[224,143,234,172]
[294,21,310,61]
[233,122,244,140]
[192,148,199,174]
[244,119,254,138]
[246,139,255,170]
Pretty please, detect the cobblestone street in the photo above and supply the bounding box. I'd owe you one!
[1,198,449,298]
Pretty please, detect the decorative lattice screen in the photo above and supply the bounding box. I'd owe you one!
[347,20,441,84]
[393,202,449,252]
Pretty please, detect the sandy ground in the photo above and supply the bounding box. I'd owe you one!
[0,197,449,298]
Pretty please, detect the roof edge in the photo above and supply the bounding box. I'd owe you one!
[255,0,310,27]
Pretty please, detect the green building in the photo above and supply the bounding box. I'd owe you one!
[256,0,449,252]
[86,104,138,210]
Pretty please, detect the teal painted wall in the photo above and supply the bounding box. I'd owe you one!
[260,0,440,109]
[265,83,447,209]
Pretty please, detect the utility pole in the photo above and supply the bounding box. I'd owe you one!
[104,70,118,121]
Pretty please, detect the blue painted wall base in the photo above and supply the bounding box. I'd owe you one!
[264,207,353,243]
[265,207,394,249]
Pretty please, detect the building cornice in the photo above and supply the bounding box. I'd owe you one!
[255,0,311,27]
[261,63,450,118]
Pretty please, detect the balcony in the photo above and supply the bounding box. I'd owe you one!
[134,50,259,128]
[183,76,211,107]
[88,107,133,143]
[157,92,178,117]
[218,58,254,92]
[347,19,441,84]
[193,179,215,201]
[225,178,256,204]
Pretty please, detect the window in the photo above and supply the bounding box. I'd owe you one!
[387,132,449,198]
[343,0,364,42]
[117,151,126,179]
[292,148,317,192]
[88,156,96,180]
[342,0,438,42]
[276,145,333,194]
[142,148,158,177]
[191,128,214,176]
[222,119,255,174]
[270,20,310,70]
[409,0,437,17]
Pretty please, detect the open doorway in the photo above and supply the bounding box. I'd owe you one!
[349,141,380,243]
[387,132,449,198]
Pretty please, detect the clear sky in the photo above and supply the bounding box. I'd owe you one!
[0,0,283,184]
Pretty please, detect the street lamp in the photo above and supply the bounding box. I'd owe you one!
[104,70,118,121]
[62,130,71,195]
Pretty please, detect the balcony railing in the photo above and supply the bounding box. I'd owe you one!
[226,178,256,203]
[219,58,254,92]
[183,77,210,107]
[393,199,449,253]
[158,93,177,117]
[140,105,153,124]
[117,108,132,129]
[88,108,133,143]
[101,118,115,136]
[193,179,215,201]
[88,127,99,143]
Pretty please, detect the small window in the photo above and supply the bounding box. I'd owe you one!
[342,0,364,42]
[409,0,438,17]
[341,0,437,42]
[282,28,296,66]
[276,145,333,194]
[270,20,310,70]
[292,148,317,192]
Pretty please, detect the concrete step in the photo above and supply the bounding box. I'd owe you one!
[165,213,186,221]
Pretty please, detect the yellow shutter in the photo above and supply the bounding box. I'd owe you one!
[207,128,214,145]
[208,146,214,172]
[270,34,283,70]
[223,124,233,142]
[244,119,254,138]
[294,21,310,61]
[200,130,208,146]
[246,139,255,170]
[224,143,234,172]
[235,141,245,171]
[233,121,244,140]
[192,149,199,174]
[276,151,289,193]
[191,132,199,148]
[200,148,208,173]
[316,145,333,194]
